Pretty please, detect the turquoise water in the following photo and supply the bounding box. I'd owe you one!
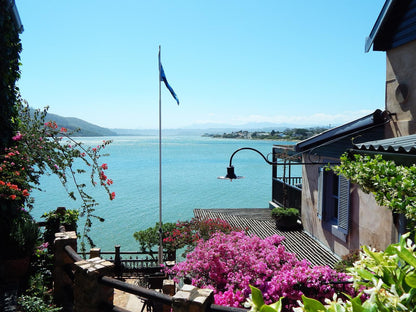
[31,136,298,251]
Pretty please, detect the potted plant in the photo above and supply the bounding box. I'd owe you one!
[271,207,300,230]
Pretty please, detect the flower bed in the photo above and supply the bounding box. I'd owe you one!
[167,231,354,310]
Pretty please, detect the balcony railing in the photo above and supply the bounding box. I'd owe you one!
[272,177,302,211]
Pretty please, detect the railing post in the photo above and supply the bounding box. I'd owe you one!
[89,248,101,259]
[163,279,176,312]
[172,284,213,312]
[114,245,122,279]
[54,231,77,311]
[73,257,114,312]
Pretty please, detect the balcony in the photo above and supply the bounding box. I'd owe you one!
[272,177,302,211]
[271,145,302,211]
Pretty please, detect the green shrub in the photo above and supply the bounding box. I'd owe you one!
[271,207,299,220]
[18,295,61,312]
[133,222,176,258]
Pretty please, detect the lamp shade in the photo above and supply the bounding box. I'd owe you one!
[217,166,244,180]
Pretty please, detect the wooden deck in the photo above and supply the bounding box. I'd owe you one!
[194,208,340,268]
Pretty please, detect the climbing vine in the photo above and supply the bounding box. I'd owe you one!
[331,153,416,226]
[0,0,22,149]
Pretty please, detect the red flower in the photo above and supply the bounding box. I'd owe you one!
[9,195,16,200]
[60,127,67,132]
[101,163,108,170]
[110,192,116,200]
[99,172,107,181]
[22,189,30,197]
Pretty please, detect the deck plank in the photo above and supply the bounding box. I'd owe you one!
[194,208,340,268]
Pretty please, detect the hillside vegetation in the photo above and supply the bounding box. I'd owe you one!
[43,111,117,137]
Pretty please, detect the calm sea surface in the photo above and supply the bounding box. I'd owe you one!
[30,136,299,251]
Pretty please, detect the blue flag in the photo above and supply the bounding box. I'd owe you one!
[159,51,179,105]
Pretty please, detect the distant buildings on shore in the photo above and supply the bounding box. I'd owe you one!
[203,127,329,141]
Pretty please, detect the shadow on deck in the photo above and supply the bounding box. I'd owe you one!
[194,208,340,268]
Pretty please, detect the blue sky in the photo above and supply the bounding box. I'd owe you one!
[17,1,386,129]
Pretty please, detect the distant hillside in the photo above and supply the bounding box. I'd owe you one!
[43,112,117,137]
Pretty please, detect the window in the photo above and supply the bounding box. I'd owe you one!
[317,167,350,241]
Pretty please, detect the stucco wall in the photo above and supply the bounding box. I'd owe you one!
[385,40,416,137]
[300,155,398,257]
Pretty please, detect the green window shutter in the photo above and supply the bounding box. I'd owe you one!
[337,175,350,233]
[317,167,324,220]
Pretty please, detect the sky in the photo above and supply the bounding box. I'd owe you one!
[16,0,387,130]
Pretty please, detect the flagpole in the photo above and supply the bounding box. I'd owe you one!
[158,45,163,265]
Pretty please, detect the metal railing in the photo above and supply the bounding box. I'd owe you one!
[272,177,302,210]
[81,246,175,278]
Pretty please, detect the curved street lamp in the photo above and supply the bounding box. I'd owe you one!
[218,147,280,180]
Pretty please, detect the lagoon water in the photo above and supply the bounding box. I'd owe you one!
[31,136,298,251]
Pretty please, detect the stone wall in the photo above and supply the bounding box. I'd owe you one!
[385,40,416,137]
[300,156,398,258]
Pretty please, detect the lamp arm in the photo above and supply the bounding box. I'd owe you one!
[229,147,276,167]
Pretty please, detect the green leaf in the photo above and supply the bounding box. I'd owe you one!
[395,245,416,268]
[405,271,416,288]
[302,295,326,312]
[363,246,383,265]
[260,305,279,312]
[267,297,283,312]
[350,295,364,312]
[355,268,375,281]
[250,285,265,308]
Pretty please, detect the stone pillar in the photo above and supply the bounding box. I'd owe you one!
[89,248,101,259]
[162,279,176,312]
[54,231,77,311]
[172,284,213,312]
[73,257,114,312]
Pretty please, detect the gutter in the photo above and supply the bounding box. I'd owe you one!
[349,149,416,166]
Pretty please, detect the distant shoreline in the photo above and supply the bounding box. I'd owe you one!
[202,127,328,142]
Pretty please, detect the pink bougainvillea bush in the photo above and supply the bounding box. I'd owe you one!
[167,231,355,310]
[163,217,244,256]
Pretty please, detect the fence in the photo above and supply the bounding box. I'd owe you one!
[54,230,248,312]
[85,246,176,279]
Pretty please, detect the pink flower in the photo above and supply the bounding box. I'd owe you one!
[12,132,23,141]
[167,231,355,308]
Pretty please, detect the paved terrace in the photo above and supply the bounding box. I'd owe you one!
[194,208,340,268]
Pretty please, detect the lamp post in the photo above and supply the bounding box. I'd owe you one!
[218,147,281,180]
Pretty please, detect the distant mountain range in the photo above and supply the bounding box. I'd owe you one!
[43,112,331,137]
[44,112,117,137]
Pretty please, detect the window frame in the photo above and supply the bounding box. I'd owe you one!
[317,167,350,242]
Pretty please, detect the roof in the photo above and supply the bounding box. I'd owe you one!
[295,109,388,156]
[7,0,23,33]
[353,134,416,153]
[365,0,416,52]
[194,208,340,268]
[351,134,416,165]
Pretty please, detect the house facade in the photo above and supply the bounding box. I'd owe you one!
[293,111,394,257]
[273,0,416,257]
